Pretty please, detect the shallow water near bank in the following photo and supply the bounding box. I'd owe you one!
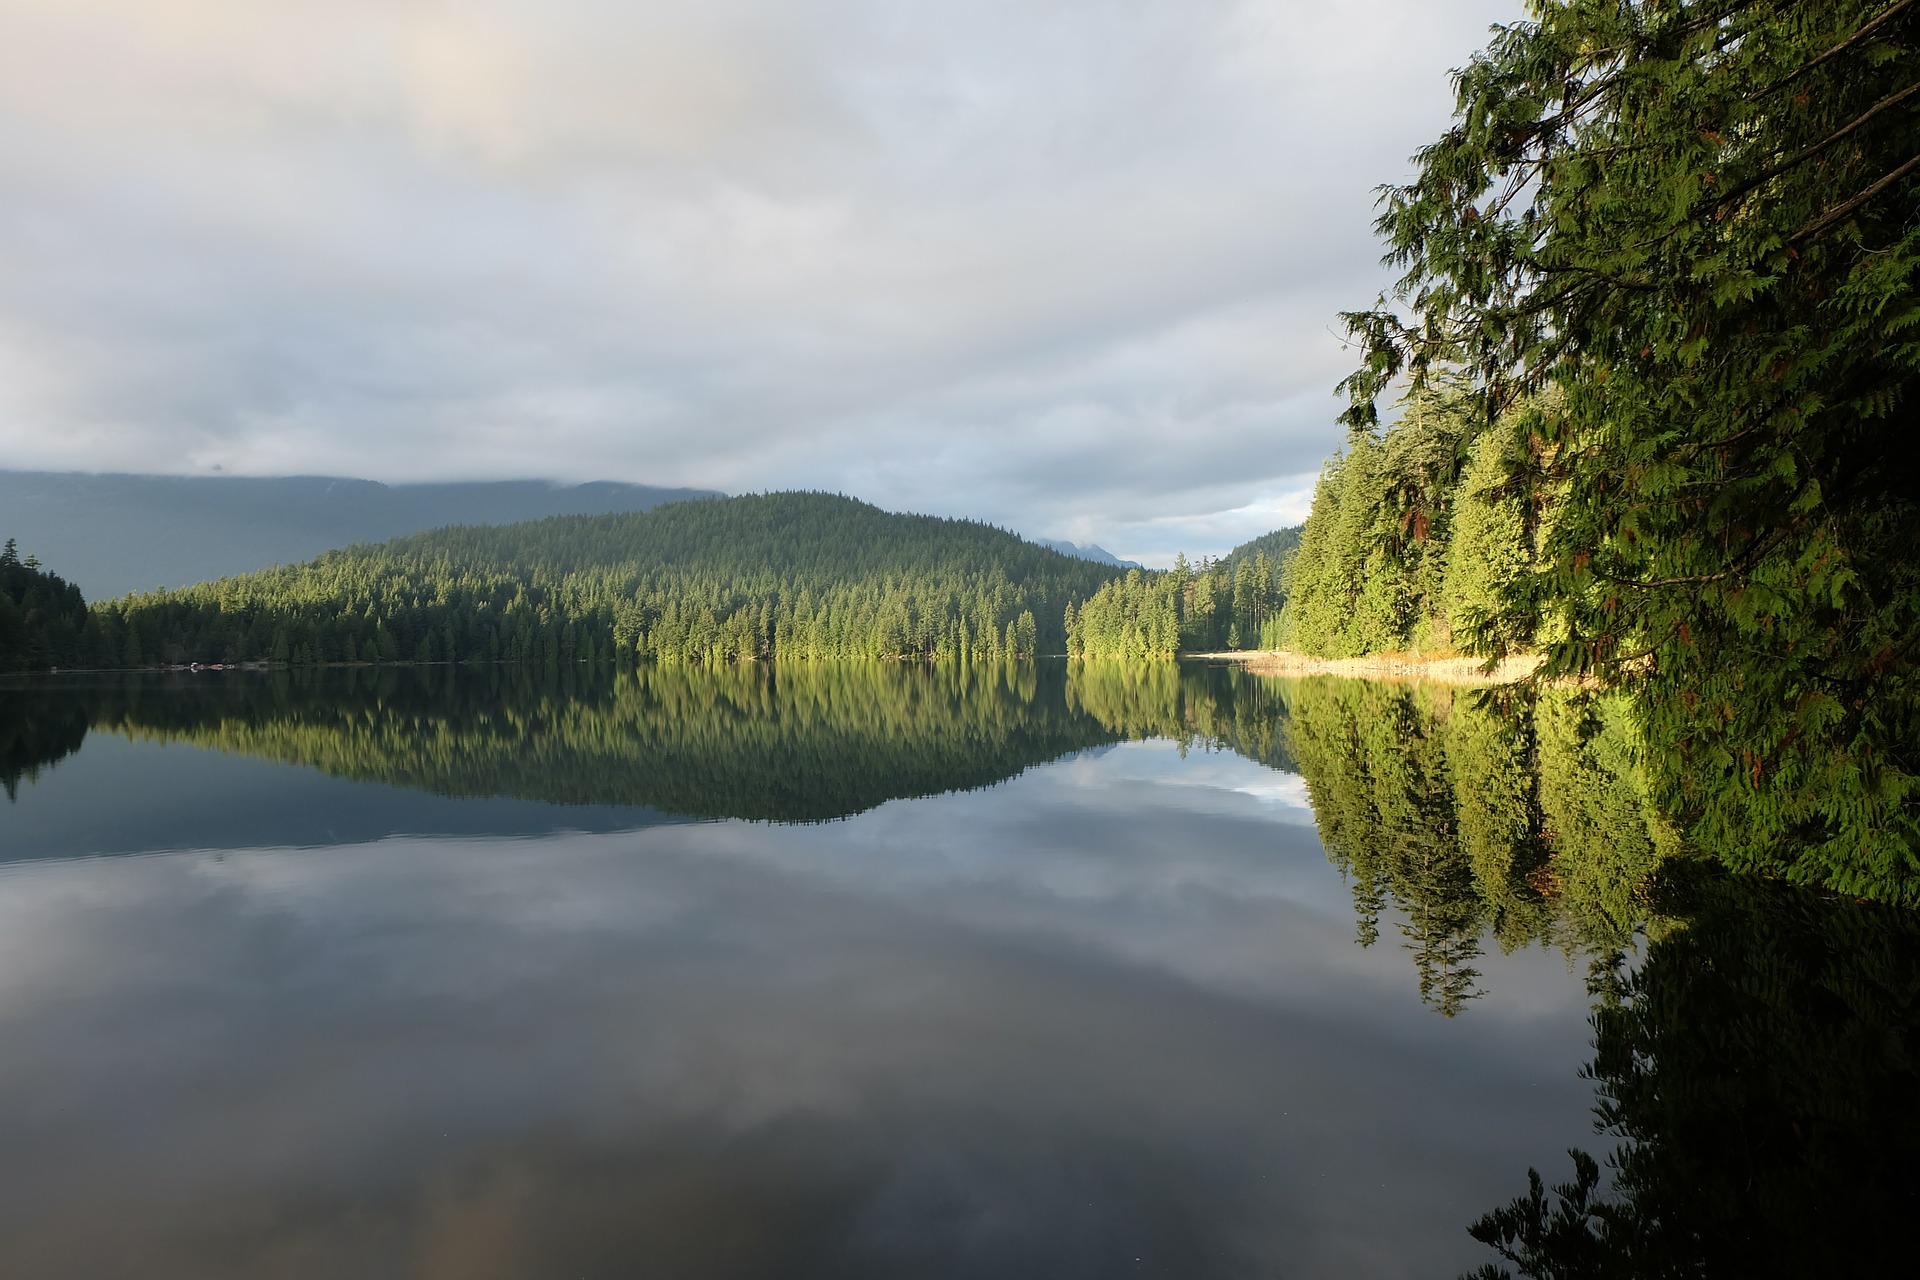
[0,662,1912,1277]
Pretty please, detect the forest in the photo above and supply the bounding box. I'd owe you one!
[1273,391,1531,659]
[1063,541,1292,659]
[1312,0,1919,908]
[48,492,1131,668]
[2,492,1306,671]
[0,540,89,673]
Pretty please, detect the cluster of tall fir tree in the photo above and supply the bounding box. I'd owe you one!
[1064,536,1296,658]
[0,540,89,673]
[1277,390,1533,658]
[1331,0,1920,904]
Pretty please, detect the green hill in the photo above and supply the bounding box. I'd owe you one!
[1221,525,1302,576]
[88,492,1127,667]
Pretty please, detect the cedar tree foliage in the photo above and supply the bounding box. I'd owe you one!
[1341,1,1920,901]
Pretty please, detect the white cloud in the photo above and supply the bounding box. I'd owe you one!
[0,0,1521,556]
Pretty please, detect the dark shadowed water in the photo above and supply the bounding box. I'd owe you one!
[1,663,1914,1278]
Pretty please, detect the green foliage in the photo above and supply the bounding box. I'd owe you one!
[1341,1,1920,900]
[1464,863,1920,1278]
[1280,391,1521,657]
[1441,432,1534,655]
[0,540,89,672]
[83,493,1121,667]
[1067,569,1185,658]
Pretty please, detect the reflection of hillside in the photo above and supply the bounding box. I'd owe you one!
[92,662,1123,823]
[1463,863,1920,1277]
[23,661,1678,1002]
[1276,678,1673,1014]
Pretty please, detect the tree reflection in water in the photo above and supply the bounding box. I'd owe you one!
[1463,863,1920,1278]
[9,660,1917,1272]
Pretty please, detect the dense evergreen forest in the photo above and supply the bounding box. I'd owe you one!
[1065,549,1291,658]
[0,540,89,672]
[68,493,1130,667]
[1315,0,1919,906]
[1220,526,1303,579]
[7,492,1305,669]
[1276,392,1531,659]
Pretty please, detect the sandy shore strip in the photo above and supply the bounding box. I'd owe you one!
[1189,650,1544,685]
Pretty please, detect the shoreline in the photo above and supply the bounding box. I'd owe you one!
[1191,649,1543,685]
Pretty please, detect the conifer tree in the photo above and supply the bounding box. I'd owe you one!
[1340,0,1920,900]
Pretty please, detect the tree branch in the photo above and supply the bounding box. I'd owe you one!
[1793,151,1920,241]
[1752,0,1917,100]
[1716,76,1920,208]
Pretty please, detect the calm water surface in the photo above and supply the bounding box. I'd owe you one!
[1,663,1912,1277]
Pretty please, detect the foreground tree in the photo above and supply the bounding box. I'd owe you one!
[1343,1,1920,900]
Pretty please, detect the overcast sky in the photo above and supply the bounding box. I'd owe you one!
[0,0,1520,563]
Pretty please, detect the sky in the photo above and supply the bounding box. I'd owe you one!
[0,0,1522,564]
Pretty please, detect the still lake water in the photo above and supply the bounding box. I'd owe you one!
[1,662,1913,1277]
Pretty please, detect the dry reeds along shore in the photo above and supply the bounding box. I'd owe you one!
[1196,650,1544,686]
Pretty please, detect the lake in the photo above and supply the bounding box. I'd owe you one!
[2,662,1914,1278]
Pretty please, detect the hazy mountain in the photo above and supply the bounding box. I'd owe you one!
[0,472,719,599]
[1038,539,1141,569]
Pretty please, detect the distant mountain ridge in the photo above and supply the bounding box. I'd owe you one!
[0,471,719,599]
[1038,539,1142,570]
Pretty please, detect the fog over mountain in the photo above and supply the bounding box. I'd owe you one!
[0,471,715,599]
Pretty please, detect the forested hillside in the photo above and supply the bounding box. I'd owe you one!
[1221,526,1302,578]
[83,492,1124,666]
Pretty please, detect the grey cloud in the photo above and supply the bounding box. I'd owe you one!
[0,0,1522,559]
